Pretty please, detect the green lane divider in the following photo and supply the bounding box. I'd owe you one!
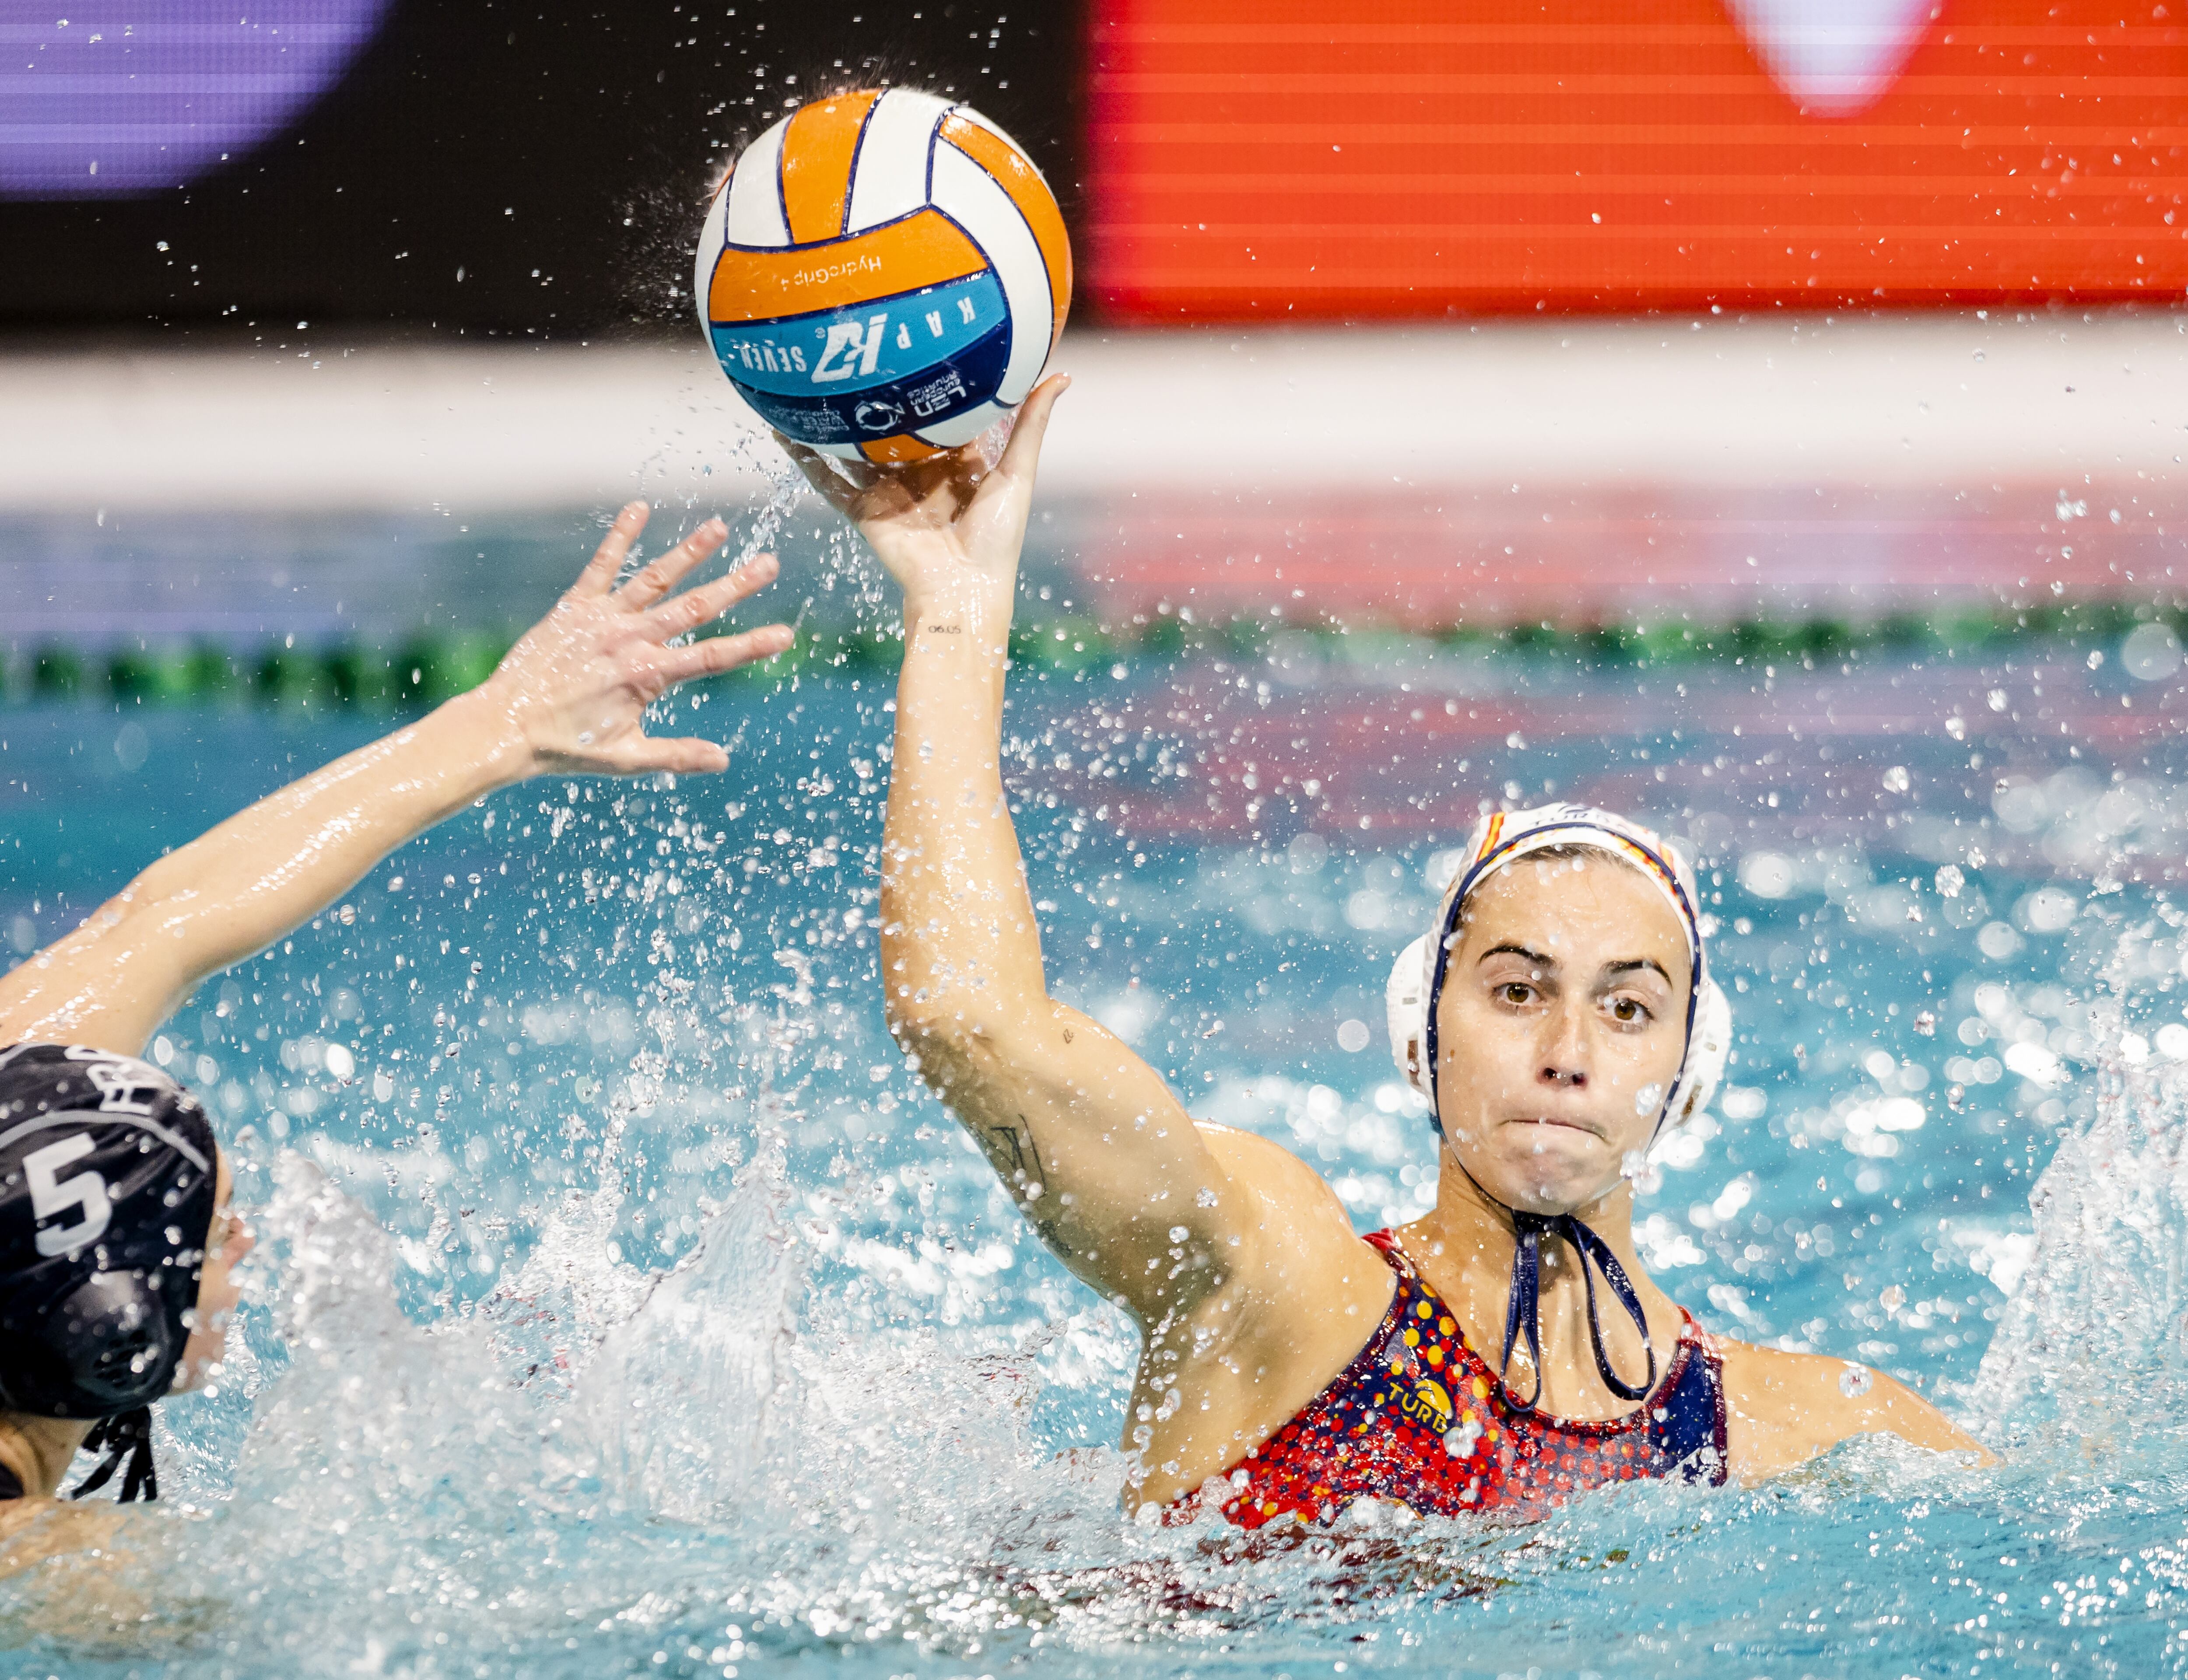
[4,598,2179,708]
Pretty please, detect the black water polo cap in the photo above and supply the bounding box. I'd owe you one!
[0,1043,217,1431]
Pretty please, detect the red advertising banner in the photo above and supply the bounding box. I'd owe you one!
[1086,0,2188,319]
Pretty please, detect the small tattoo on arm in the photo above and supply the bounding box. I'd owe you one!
[1061,1027,1074,1044]
[979,1116,1056,1218]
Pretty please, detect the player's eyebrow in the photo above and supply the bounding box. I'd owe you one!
[1477,942,1554,969]
[1605,957,1674,985]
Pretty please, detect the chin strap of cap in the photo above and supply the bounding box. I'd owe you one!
[1502,1209,1657,1413]
[70,1407,157,1504]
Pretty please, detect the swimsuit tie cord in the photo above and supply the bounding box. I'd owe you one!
[1499,1212,1657,1412]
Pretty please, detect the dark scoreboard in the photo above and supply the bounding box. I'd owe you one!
[0,1,1085,335]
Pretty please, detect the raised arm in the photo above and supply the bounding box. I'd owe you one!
[779,387,1374,1382]
[0,505,790,1057]
[783,386,1300,1323]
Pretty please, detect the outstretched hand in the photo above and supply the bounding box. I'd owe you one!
[483,504,792,777]
[778,374,1069,605]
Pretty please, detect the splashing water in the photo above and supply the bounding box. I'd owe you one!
[1963,994,2188,1442]
[17,626,2188,1675]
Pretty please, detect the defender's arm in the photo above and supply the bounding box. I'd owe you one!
[0,508,789,1057]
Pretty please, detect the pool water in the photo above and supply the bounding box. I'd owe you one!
[6,620,2188,1679]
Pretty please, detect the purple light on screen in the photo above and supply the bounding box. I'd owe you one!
[0,3,394,200]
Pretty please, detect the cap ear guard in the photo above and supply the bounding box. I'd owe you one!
[1386,933,1438,1113]
[1659,974,1732,1141]
[0,1267,186,1418]
[56,1271,186,1413]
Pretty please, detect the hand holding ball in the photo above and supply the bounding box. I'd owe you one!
[696,89,1072,463]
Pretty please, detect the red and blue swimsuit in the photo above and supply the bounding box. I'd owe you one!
[1189,1230,1728,1528]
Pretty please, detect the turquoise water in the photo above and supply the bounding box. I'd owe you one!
[5,625,2188,1677]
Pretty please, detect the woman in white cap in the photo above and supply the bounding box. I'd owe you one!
[784,377,1987,1525]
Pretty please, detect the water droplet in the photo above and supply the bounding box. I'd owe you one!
[1880,1284,1906,1312]
[1634,1081,1665,1115]
[1914,1010,1937,1036]
[1839,1364,1874,1398]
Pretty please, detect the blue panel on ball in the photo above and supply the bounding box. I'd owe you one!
[709,270,1013,447]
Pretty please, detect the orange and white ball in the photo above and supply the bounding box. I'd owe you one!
[694,89,1072,463]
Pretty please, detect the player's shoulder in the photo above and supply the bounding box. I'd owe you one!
[1193,1120,1349,1220]
[1715,1334,1897,1420]
[1191,1119,1381,1271]
[1715,1334,1859,1389]
[1186,1119,1397,1354]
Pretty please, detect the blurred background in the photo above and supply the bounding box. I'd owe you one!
[2,0,2181,664]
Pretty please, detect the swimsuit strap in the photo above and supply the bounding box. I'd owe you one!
[1500,1210,1658,1411]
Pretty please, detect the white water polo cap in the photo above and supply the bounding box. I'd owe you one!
[1385,803,1732,1142]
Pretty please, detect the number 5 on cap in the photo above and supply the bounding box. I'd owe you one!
[27,1134,113,1257]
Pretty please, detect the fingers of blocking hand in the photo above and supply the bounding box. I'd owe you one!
[645,553,779,637]
[657,624,794,686]
[574,501,650,596]
[615,517,728,609]
[609,735,733,777]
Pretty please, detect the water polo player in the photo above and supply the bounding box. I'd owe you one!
[0,508,789,1531]
[784,378,1988,1523]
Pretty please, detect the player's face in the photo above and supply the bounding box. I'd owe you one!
[179,1151,252,1389]
[1432,854,1692,1214]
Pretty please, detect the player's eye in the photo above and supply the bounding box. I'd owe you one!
[1498,982,1535,1006]
[1609,997,1651,1023]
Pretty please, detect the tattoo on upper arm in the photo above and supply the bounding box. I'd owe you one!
[978,1115,1051,1209]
